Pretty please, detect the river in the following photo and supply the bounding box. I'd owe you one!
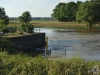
[40,28,100,60]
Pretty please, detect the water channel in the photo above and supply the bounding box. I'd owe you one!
[40,28,100,60]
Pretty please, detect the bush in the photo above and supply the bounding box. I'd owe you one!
[0,53,100,75]
[2,27,10,34]
[0,24,10,34]
[20,23,34,33]
[0,54,100,75]
[0,38,18,54]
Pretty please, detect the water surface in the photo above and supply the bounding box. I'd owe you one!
[40,28,100,60]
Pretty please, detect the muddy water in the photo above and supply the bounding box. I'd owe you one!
[40,28,100,60]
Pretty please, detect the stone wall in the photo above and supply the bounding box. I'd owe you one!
[5,33,46,50]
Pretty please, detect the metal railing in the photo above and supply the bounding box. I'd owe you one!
[44,49,67,58]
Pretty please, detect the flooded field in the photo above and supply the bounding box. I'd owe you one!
[40,28,100,60]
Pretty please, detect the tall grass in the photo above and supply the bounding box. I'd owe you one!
[9,20,87,28]
[9,20,100,32]
[0,52,100,75]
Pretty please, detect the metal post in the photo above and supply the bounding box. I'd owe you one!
[39,28,40,33]
[46,37,48,50]
[49,49,51,56]
[45,37,48,57]
[65,50,66,57]
[36,28,37,33]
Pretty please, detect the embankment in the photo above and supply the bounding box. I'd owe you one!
[4,33,46,50]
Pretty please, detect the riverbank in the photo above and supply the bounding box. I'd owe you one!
[0,52,100,75]
[9,20,100,33]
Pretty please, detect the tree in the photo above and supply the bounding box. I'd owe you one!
[19,11,32,23]
[0,7,9,26]
[90,0,100,2]
[51,2,78,22]
[0,7,6,19]
[51,3,67,22]
[65,2,77,21]
[76,2,100,28]
[19,11,34,33]
[2,15,9,25]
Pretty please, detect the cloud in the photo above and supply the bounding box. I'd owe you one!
[41,1,45,4]
[60,0,67,3]
[27,0,45,4]
[60,0,74,3]
[28,0,38,3]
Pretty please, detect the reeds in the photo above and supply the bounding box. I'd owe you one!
[9,20,100,32]
[0,52,100,75]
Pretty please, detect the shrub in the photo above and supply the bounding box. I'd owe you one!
[0,38,18,54]
[20,23,34,33]
[0,54,100,75]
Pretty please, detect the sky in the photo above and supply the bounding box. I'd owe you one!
[0,0,87,17]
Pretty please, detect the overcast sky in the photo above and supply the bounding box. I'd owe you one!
[0,0,87,17]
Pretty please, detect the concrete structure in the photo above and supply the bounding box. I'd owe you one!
[5,33,46,50]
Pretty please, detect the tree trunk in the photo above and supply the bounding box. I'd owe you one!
[89,22,92,28]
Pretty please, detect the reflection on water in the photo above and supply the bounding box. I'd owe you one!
[40,28,100,60]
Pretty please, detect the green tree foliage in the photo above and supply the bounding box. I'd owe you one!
[65,2,77,22]
[19,11,34,33]
[76,1,100,28]
[90,0,100,2]
[0,7,9,26]
[51,2,81,22]
[3,16,9,26]
[19,11,32,23]
[51,3,67,22]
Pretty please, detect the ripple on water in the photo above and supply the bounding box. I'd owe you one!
[41,28,100,60]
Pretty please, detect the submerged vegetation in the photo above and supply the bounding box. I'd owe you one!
[0,52,100,75]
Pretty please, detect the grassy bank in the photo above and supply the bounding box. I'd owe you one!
[0,52,100,75]
[9,20,100,33]
[9,20,87,29]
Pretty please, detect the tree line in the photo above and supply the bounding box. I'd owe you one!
[0,8,55,27]
[1,0,100,28]
[51,0,100,28]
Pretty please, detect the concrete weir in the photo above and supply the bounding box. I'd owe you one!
[5,33,46,50]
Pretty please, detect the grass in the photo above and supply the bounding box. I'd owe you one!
[9,20,87,28]
[1,20,100,75]
[9,20,100,33]
[0,52,100,75]
[32,20,87,29]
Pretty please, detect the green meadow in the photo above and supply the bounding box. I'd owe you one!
[9,20,100,29]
